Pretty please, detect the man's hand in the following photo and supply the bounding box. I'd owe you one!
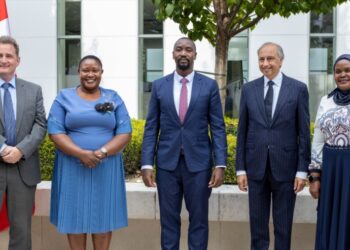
[309,181,321,199]
[142,169,156,187]
[294,177,306,193]
[208,168,225,188]
[237,174,248,192]
[2,146,23,164]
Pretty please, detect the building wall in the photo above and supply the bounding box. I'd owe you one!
[81,0,139,118]
[336,3,350,56]
[163,20,217,77]
[249,13,310,84]
[7,0,57,114]
[5,1,350,118]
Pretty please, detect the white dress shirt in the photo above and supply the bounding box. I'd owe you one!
[0,75,17,151]
[173,71,194,115]
[237,71,307,179]
[142,71,225,170]
[263,72,283,118]
[0,76,17,119]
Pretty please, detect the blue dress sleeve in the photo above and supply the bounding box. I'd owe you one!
[48,92,67,135]
[114,94,132,135]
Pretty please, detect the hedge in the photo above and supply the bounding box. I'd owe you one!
[39,118,238,183]
[39,118,314,184]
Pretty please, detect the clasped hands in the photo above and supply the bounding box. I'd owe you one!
[78,149,106,168]
[1,146,23,164]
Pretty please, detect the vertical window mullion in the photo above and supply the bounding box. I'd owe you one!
[138,0,163,118]
[57,0,81,90]
[309,9,335,121]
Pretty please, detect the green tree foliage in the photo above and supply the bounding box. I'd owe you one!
[153,0,347,111]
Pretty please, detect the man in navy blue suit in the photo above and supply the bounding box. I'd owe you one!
[141,37,227,250]
[236,42,310,250]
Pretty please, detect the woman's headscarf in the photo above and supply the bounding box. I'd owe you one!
[328,54,350,106]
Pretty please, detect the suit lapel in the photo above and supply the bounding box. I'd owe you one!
[163,74,180,123]
[271,74,290,125]
[254,77,268,124]
[15,79,26,134]
[184,72,202,123]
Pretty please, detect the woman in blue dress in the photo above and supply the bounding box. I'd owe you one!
[309,54,350,250]
[48,55,132,250]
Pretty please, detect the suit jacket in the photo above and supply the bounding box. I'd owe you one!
[0,78,47,186]
[236,74,310,181]
[141,72,227,172]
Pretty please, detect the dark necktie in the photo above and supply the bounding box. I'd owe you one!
[179,78,189,124]
[2,83,16,146]
[264,80,274,123]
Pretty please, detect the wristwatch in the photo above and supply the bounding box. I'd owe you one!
[100,147,108,157]
[308,175,321,183]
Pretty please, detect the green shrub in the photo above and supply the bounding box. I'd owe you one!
[225,117,239,136]
[310,122,315,141]
[123,119,145,174]
[39,135,55,180]
[225,134,237,184]
[38,119,314,184]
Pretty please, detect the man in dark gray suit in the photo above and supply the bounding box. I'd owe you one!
[0,36,46,250]
[236,42,310,250]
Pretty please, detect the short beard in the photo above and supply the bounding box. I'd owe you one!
[177,62,190,71]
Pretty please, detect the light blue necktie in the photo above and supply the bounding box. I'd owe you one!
[2,83,16,146]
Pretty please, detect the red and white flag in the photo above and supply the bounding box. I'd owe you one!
[0,0,10,232]
[0,0,10,36]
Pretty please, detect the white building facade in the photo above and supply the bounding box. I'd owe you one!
[6,0,350,120]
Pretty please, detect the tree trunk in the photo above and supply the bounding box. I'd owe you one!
[214,34,229,114]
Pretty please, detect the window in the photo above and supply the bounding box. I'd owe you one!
[309,10,335,121]
[57,0,81,90]
[226,31,249,118]
[139,0,163,118]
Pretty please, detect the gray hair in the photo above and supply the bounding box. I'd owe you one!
[257,42,284,60]
[0,36,19,56]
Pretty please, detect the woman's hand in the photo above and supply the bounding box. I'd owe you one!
[78,150,101,168]
[94,149,107,160]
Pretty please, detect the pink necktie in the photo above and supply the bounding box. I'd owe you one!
[179,78,189,123]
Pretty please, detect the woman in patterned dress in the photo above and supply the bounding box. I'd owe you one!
[309,54,350,250]
[48,55,132,250]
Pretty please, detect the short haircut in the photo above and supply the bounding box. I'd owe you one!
[78,55,103,72]
[0,36,20,56]
[173,37,196,51]
[257,42,284,60]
